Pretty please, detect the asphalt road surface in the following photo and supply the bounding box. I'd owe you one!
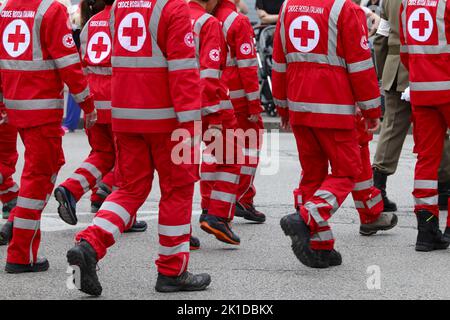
[0,130,449,300]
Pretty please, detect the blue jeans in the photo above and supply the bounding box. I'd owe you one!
[63,94,81,130]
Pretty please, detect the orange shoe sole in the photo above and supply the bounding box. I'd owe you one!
[200,221,240,245]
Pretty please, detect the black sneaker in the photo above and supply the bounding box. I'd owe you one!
[360,212,398,236]
[415,210,449,252]
[190,235,200,250]
[124,220,148,233]
[280,213,336,268]
[199,214,240,245]
[235,203,266,223]
[66,240,102,296]
[5,257,49,273]
[2,198,17,220]
[155,271,211,293]
[54,186,78,225]
[0,221,13,246]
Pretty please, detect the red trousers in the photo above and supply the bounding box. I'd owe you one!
[412,104,450,221]
[0,123,19,206]
[293,125,361,250]
[7,122,65,264]
[201,118,242,220]
[76,132,199,277]
[236,113,264,207]
[61,123,115,203]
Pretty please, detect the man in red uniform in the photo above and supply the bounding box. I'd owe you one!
[273,0,382,268]
[189,0,243,246]
[400,0,450,250]
[66,0,211,296]
[215,0,266,223]
[54,0,146,233]
[0,0,96,273]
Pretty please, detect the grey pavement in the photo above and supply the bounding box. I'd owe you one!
[0,130,449,300]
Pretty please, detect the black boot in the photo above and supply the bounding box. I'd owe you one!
[444,227,450,243]
[155,271,211,293]
[200,213,240,245]
[2,197,17,220]
[190,235,200,250]
[66,240,102,296]
[0,221,13,246]
[124,220,148,233]
[415,210,449,252]
[438,182,449,211]
[373,169,397,212]
[280,213,338,268]
[235,203,266,223]
[54,186,78,225]
[5,257,49,273]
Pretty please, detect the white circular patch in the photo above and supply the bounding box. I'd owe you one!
[87,32,111,64]
[63,34,75,48]
[209,49,220,62]
[408,8,433,42]
[289,16,320,53]
[184,32,195,48]
[2,19,30,58]
[118,12,146,52]
[240,42,252,55]
[360,35,369,50]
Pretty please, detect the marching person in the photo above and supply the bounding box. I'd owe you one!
[0,0,96,273]
[373,0,450,213]
[215,0,266,224]
[189,0,243,246]
[274,0,382,268]
[54,0,147,233]
[399,0,450,250]
[66,0,211,296]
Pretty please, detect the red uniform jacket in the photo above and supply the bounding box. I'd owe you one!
[189,1,234,126]
[272,0,381,129]
[400,0,450,106]
[110,0,201,133]
[0,0,94,128]
[80,5,113,124]
[215,0,262,116]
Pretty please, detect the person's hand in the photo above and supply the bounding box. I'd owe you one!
[0,110,8,125]
[365,118,380,133]
[248,114,259,123]
[280,112,290,130]
[85,109,97,129]
[368,12,381,37]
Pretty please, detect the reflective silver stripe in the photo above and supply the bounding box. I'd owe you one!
[80,162,102,181]
[0,59,55,71]
[80,21,89,60]
[85,66,113,75]
[194,13,213,54]
[176,110,201,123]
[243,148,259,158]
[286,52,346,68]
[366,193,383,209]
[288,100,355,115]
[17,196,46,210]
[72,87,91,104]
[100,201,130,226]
[202,104,221,116]
[414,195,439,206]
[71,173,91,193]
[347,58,374,73]
[240,166,256,176]
[200,69,221,79]
[237,58,258,68]
[410,81,450,91]
[354,179,373,191]
[111,56,168,68]
[304,202,328,227]
[220,100,233,110]
[159,241,190,256]
[414,180,438,189]
[314,189,338,210]
[0,173,3,184]
[328,0,346,57]
[211,190,236,203]
[33,0,54,60]
[14,217,40,231]
[357,97,381,110]
[4,99,64,110]
[201,172,239,184]
[311,230,334,242]
[405,44,450,54]
[168,58,198,72]
[148,0,169,59]
[297,195,303,205]
[223,11,239,36]
[273,98,287,108]
[93,217,120,241]
[226,56,237,67]
[0,184,19,195]
[246,91,259,101]
[272,61,286,73]
[279,0,288,54]
[158,224,191,237]
[202,153,217,163]
[95,101,112,110]
[54,53,80,69]
[112,107,176,120]
[229,90,246,99]
[436,0,447,44]
[354,200,365,209]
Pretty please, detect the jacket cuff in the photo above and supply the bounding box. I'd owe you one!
[79,96,95,114]
[361,107,381,120]
[248,101,263,115]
